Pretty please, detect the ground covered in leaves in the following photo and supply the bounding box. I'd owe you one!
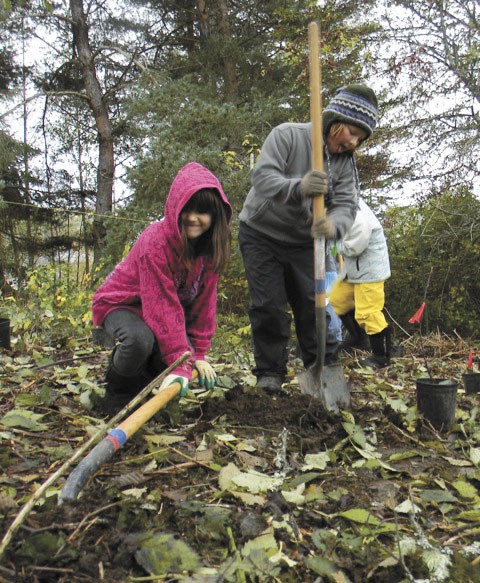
[1,332,480,582]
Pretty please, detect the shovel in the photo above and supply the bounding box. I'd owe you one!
[298,21,350,412]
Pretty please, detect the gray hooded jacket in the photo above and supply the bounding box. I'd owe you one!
[239,122,359,245]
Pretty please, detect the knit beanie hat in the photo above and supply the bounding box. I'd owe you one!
[322,84,378,139]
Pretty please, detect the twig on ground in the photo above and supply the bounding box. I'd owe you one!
[168,445,217,470]
[36,353,103,369]
[67,501,123,543]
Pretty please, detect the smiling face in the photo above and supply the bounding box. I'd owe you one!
[326,123,368,154]
[181,209,213,240]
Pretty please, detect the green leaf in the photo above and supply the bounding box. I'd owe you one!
[242,527,277,555]
[196,506,232,540]
[327,486,348,501]
[455,510,480,521]
[442,456,472,467]
[342,422,368,448]
[217,375,236,388]
[0,409,48,432]
[289,472,321,488]
[395,499,422,514]
[18,533,66,562]
[14,393,39,408]
[338,508,380,525]
[388,398,408,413]
[452,480,478,500]
[240,547,281,577]
[306,555,342,578]
[302,452,330,470]
[215,433,237,443]
[143,434,185,447]
[121,487,147,499]
[418,489,458,503]
[470,447,480,466]
[231,470,284,494]
[38,384,52,405]
[135,532,201,575]
[282,483,305,505]
[218,462,240,490]
[76,364,92,379]
[389,450,422,461]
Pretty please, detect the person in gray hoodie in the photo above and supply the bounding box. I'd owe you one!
[239,84,379,393]
[319,197,391,368]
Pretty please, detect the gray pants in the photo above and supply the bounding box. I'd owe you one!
[103,308,164,378]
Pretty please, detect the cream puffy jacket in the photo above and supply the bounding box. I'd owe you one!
[338,198,390,283]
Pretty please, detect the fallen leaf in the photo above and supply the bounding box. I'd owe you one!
[395,499,422,514]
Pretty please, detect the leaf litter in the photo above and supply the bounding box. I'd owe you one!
[1,332,480,581]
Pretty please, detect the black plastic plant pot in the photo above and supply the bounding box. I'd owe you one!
[462,373,480,395]
[416,377,458,432]
[0,318,11,350]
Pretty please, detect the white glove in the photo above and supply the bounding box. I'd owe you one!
[195,360,217,390]
[156,373,189,396]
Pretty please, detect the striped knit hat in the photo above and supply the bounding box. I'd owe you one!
[322,84,378,140]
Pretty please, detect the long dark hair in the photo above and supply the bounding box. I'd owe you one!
[180,189,230,273]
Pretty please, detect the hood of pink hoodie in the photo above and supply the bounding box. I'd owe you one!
[163,162,232,246]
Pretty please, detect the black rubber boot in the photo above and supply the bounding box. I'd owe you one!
[256,374,284,395]
[359,327,391,369]
[94,352,153,417]
[339,311,370,354]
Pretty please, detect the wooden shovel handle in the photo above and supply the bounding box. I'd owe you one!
[308,21,324,223]
[309,21,326,313]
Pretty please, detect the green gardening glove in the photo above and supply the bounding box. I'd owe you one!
[195,360,217,390]
[155,373,189,397]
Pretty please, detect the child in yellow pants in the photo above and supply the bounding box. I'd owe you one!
[325,198,391,368]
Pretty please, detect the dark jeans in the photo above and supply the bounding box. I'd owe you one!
[239,221,339,379]
[103,309,165,378]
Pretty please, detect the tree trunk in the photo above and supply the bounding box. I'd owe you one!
[195,0,238,102]
[214,0,238,102]
[70,0,114,264]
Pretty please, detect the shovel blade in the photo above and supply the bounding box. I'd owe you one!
[298,363,351,412]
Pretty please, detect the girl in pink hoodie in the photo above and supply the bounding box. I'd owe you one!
[92,162,232,415]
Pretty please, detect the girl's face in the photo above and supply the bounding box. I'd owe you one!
[181,209,212,240]
[326,124,367,154]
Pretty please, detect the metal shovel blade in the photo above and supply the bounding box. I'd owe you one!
[298,362,351,412]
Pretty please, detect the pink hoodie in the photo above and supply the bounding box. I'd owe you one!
[92,162,232,378]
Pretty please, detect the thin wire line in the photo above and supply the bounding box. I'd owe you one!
[0,199,153,224]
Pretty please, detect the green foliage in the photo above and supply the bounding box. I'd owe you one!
[385,187,480,337]
[121,0,385,234]
[217,224,250,316]
[127,73,274,217]
[0,264,95,348]
[135,532,201,576]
